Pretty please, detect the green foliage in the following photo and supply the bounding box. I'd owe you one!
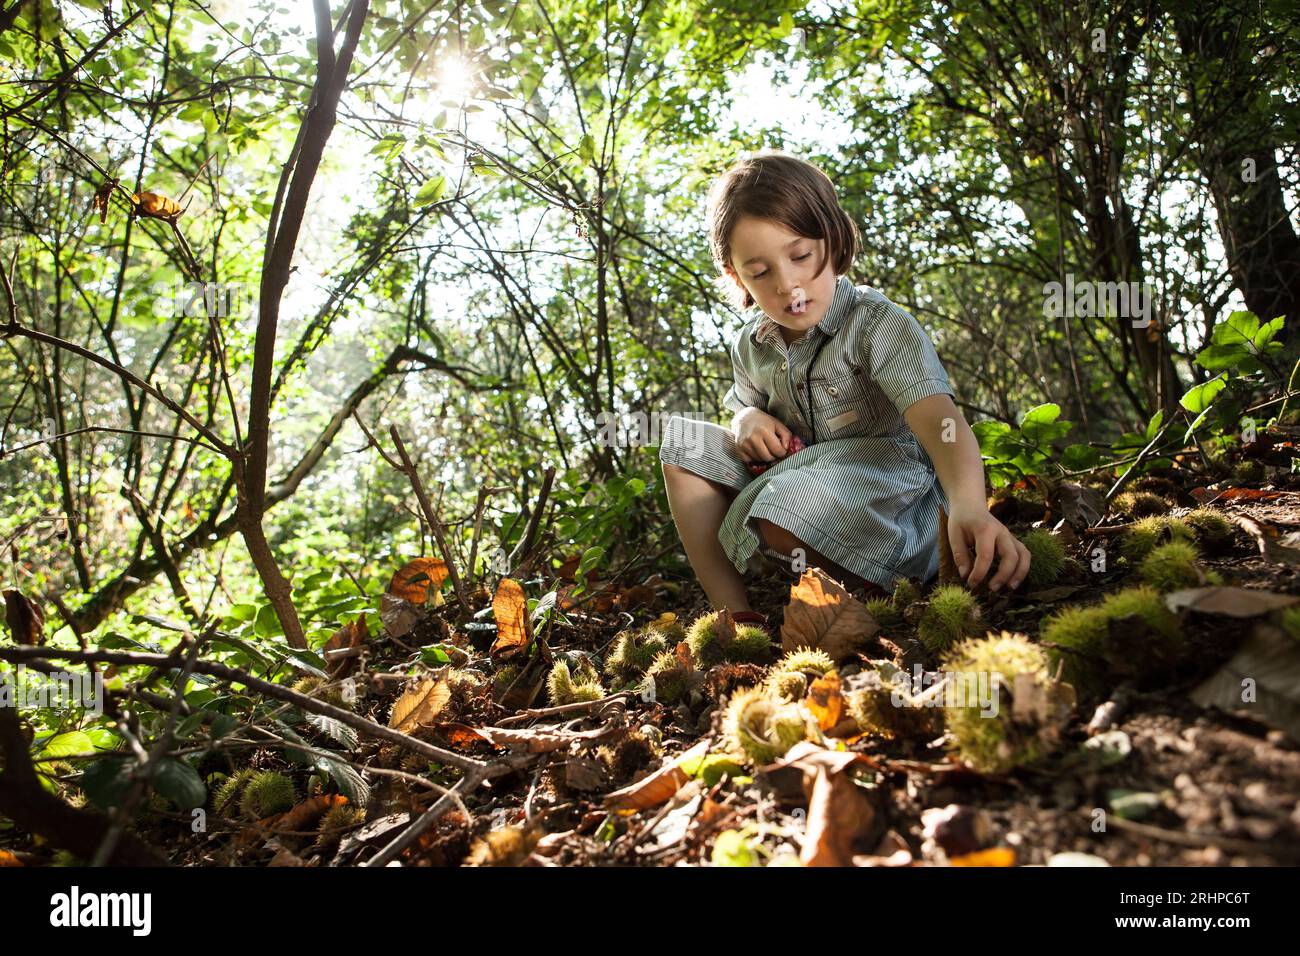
[1179,313,1287,444]
[972,404,1074,488]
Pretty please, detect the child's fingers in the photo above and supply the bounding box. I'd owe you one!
[948,523,973,581]
[964,525,1000,589]
[986,530,1023,592]
[758,430,787,460]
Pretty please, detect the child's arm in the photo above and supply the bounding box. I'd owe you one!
[904,393,1031,592]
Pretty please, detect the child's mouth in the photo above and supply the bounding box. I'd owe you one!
[787,286,809,315]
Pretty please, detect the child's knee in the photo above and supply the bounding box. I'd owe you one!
[755,517,802,555]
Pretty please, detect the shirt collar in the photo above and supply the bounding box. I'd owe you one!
[748,274,856,346]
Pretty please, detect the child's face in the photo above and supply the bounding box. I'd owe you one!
[724,215,838,339]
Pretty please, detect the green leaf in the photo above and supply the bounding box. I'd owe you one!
[254,604,283,638]
[1195,342,1250,372]
[43,731,93,759]
[420,644,453,665]
[227,603,257,622]
[577,546,604,576]
[1179,374,1227,414]
[81,756,136,810]
[1143,409,1165,442]
[414,173,448,206]
[971,420,1013,456]
[1061,444,1100,471]
[1253,316,1285,350]
[369,133,406,160]
[151,758,207,810]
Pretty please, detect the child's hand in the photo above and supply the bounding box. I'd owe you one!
[733,407,793,463]
[945,504,1031,593]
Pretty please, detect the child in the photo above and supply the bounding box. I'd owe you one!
[659,150,1030,625]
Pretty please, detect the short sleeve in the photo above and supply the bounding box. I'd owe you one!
[863,301,954,414]
[722,334,767,414]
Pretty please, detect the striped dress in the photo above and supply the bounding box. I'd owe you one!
[659,274,953,590]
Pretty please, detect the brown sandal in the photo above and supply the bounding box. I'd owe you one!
[731,610,774,639]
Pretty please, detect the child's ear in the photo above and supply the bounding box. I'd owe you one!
[722,263,746,294]
[721,265,749,307]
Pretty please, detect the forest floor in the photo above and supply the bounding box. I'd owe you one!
[7,455,1300,868]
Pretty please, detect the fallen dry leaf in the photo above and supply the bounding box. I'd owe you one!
[948,846,1017,867]
[3,591,44,646]
[1190,621,1300,742]
[766,741,881,867]
[476,722,616,753]
[1228,514,1300,565]
[805,673,844,732]
[323,613,368,678]
[1165,586,1300,617]
[491,578,532,660]
[780,568,879,661]
[1056,481,1104,527]
[380,592,420,639]
[387,557,449,604]
[604,740,709,813]
[388,677,451,734]
[618,584,656,611]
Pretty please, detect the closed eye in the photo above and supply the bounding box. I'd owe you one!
[751,251,812,280]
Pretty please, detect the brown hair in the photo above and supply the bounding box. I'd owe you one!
[706,149,859,310]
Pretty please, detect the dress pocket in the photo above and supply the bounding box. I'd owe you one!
[804,367,871,437]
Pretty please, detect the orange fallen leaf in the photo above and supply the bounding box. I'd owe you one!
[618,584,656,611]
[388,557,449,604]
[768,742,879,867]
[949,846,1017,867]
[805,673,844,732]
[323,613,368,678]
[491,578,532,660]
[604,740,709,813]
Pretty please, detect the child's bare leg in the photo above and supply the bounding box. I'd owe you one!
[662,461,752,612]
[754,517,886,596]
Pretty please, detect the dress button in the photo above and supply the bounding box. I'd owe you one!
[827,385,839,396]
[781,362,788,371]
